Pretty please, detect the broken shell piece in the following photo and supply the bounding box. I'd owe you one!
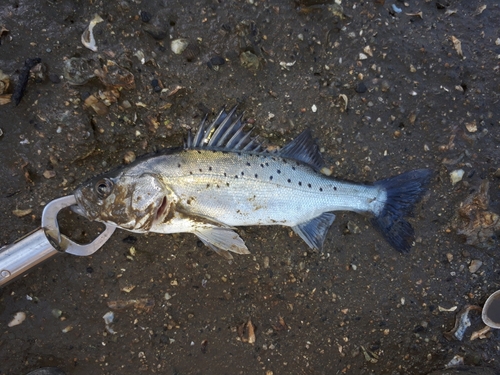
[103,311,114,325]
[406,11,423,19]
[469,259,483,273]
[0,69,10,95]
[482,290,500,329]
[12,208,32,217]
[95,60,135,90]
[238,318,256,344]
[8,311,26,327]
[84,94,108,116]
[0,94,11,105]
[81,14,104,52]
[470,325,491,340]
[171,39,189,55]
[438,305,457,312]
[450,36,463,58]
[454,180,500,249]
[363,46,373,57]
[444,305,482,341]
[465,121,477,133]
[450,169,464,185]
[445,354,464,368]
[63,57,95,85]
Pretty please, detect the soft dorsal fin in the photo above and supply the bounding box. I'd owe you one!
[277,129,324,171]
[185,106,264,152]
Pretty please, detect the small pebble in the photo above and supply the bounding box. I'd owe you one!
[209,56,225,66]
[450,169,464,185]
[43,170,56,179]
[140,10,152,23]
[355,82,367,93]
[469,259,482,273]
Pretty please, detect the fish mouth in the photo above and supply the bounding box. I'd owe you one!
[154,196,168,221]
[71,204,87,217]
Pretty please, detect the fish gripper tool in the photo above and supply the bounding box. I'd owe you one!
[0,195,116,287]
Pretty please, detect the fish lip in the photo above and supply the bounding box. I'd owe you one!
[70,203,86,217]
[71,189,91,219]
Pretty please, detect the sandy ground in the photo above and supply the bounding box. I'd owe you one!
[1,1,499,374]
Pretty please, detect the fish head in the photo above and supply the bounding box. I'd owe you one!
[74,171,170,232]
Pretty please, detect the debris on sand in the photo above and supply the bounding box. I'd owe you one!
[107,298,155,312]
[8,311,26,327]
[452,181,500,249]
[81,14,104,52]
[95,60,135,90]
[450,36,463,58]
[444,305,481,341]
[12,58,41,105]
[237,318,256,344]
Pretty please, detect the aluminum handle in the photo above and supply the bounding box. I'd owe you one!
[0,228,59,287]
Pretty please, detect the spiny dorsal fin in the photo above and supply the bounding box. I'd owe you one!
[277,129,324,171]
[186,106,264,152]
[185,107,324,171]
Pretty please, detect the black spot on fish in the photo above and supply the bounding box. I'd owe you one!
[319,187,323,192]
[241,171,244,176]
[282,159,287,164]
[197,150,201,154]
[246,162,251,166]
[308,183,312,188]
[190,171,193,175]
[178,163,181,168]
[334,186,337,191]
[299,182,302,186]
[216,184,220,188]
[260,164,264,168]
[237,152,241,156]
[292,166,296,171]
[277,169,281,174]
[265,162,269,166]
[206,184,210,188]
[226,182,230,187]
[199,168,203,172]
[287,179,291,183]
[224,172,227,177]
[209,166,212,171]
[255,174,258,178]
[235,175,238,179]
[270,176,273,181]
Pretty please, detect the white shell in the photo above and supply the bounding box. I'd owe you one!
[8,311,26,327]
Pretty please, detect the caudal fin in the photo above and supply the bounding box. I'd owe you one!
[372,169,432,253]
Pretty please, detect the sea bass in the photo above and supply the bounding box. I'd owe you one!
[74,106,431,259]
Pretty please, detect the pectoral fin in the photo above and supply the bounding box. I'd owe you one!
[194,227,250,257]
[292,213,336,250]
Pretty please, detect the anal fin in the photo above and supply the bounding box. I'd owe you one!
[194,227,250,257]
[292,213,336,250]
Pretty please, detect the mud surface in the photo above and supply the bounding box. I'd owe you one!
[1,1,500,374]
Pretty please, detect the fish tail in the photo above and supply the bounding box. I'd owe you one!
[371,169,432,253]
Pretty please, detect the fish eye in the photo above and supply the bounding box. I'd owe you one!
[94,178,114,199]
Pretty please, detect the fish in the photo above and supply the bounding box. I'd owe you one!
[73,106,432,259]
